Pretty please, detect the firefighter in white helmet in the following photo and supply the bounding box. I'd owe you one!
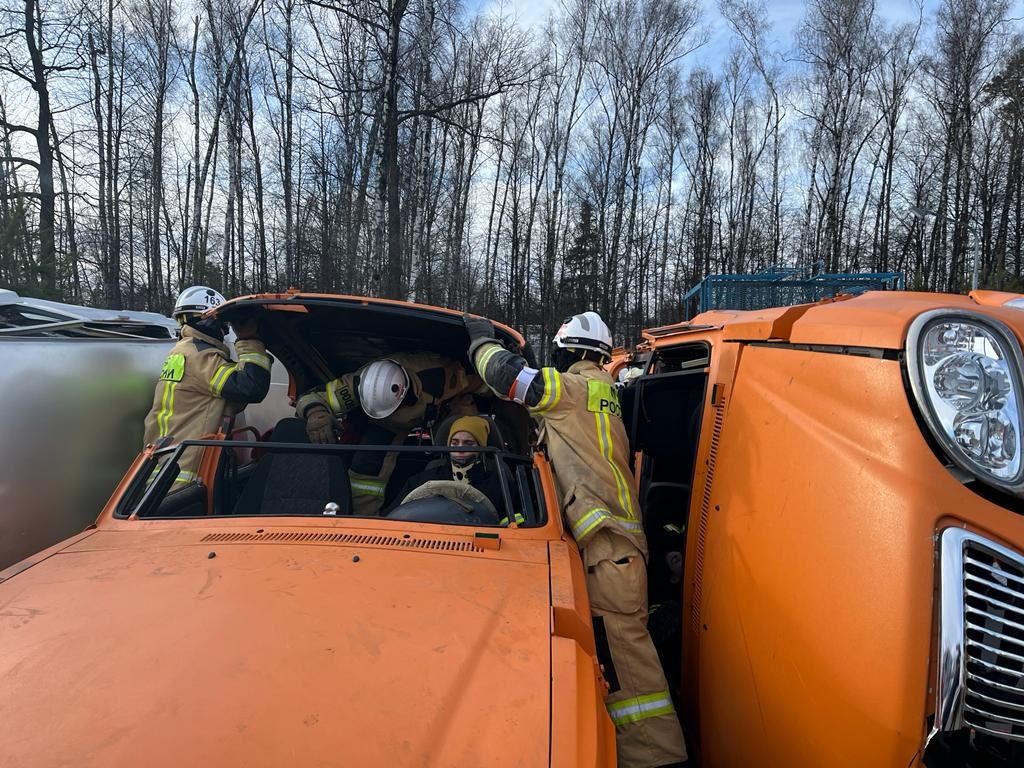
[464,311,688,768]
[296,352,486,515]
[143,286,273,484]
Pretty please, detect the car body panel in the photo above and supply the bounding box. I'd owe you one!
[1,295,617,767]
[0,526,553,767]
[692,345,935,766]
[682,290,1024,349]
[639,290,1024,766]
[0,333,174,569]
[0,293,292,570]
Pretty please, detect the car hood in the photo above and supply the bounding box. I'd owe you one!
[684,290,1024,349]
[0,530,552,767]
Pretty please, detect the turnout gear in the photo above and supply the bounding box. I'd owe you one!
[304,404,339,445]
[359,359,411,419]
[230,317,259,341]
[297,352,485,515]
[475,348,644,552]
[586,529,686,767]
[172,286,225,322]
[467,312,688,768]
[143,323,273,482]
[463,312,537,367]
[464,314,497,357]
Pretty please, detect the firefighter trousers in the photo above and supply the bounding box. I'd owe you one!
[348,424,404,516]
[584,528,688,768]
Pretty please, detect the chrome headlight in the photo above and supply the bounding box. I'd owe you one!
[907,310,1024,493]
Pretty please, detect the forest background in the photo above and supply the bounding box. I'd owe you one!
[1,0,1023,353]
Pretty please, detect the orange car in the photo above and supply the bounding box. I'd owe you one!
[8,288,1024,767]
[0,294,615,767]
[621,289,1024,767]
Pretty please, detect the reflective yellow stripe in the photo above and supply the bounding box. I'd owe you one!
[209,364,236,396]
[573,508,609,540]
[238,352,272,372]
[156,381,168,436]
[531,368,552,412]
[326,380,341,414]
[607,691,675,726]
[531,368,562,413]
[476,344,503,375]
[500,512,526,526]
[350,475,386,498]
[596,411,636,519]
[571,507,643,541]
[157,381,177,437]
[173,469,200,485]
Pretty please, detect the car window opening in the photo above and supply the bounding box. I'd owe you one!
[120,420,544,529]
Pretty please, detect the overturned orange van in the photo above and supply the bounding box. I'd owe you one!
[621,289,1024,767]
[0,294,615,767]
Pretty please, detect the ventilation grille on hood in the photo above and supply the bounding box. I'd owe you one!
[691,394,724,635]
[200,530,483,552]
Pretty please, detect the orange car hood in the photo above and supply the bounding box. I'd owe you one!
[0,530,552,767]
[684,290,1024,349]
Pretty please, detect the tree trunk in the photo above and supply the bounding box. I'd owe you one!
[25,0,56,298]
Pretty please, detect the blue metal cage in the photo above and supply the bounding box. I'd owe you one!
[683,265,905,319]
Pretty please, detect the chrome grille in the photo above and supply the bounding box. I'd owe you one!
[962,540,1024,739]
[933,528,1024,745]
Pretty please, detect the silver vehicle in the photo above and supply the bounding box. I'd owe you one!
[0,290,290,568]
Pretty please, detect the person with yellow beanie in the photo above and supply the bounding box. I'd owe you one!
[384,415,515,522]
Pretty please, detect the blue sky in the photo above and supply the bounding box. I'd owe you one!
[470,0,951,70]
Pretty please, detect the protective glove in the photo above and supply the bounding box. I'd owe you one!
[304,404,339,444]
[463,314,496,358]
[231,317,260,340]
[520,342,538,369]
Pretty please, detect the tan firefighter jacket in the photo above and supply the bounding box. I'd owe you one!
[143,325,273,481]
[471,342,646,555]
[297,351,485,434]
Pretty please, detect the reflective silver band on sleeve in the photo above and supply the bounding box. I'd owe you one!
[508,366,540,404]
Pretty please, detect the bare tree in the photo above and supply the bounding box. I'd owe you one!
[0,0,80,297]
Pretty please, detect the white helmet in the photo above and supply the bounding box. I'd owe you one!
[553,311,613,359]
[173,285,225,321]
[359,359,411,419]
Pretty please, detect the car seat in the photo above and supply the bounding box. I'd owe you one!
[231,417,352,516]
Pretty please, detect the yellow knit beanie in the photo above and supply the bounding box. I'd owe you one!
[448,415,490,447]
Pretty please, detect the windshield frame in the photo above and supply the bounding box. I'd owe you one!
[119,438,544,527]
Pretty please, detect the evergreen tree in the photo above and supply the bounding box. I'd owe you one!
[559,200,601,317]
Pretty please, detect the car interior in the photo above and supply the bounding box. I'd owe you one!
[620,341,709,694]
[119,396,545,526]
[110,297,552,527]
[120,339,543,529]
